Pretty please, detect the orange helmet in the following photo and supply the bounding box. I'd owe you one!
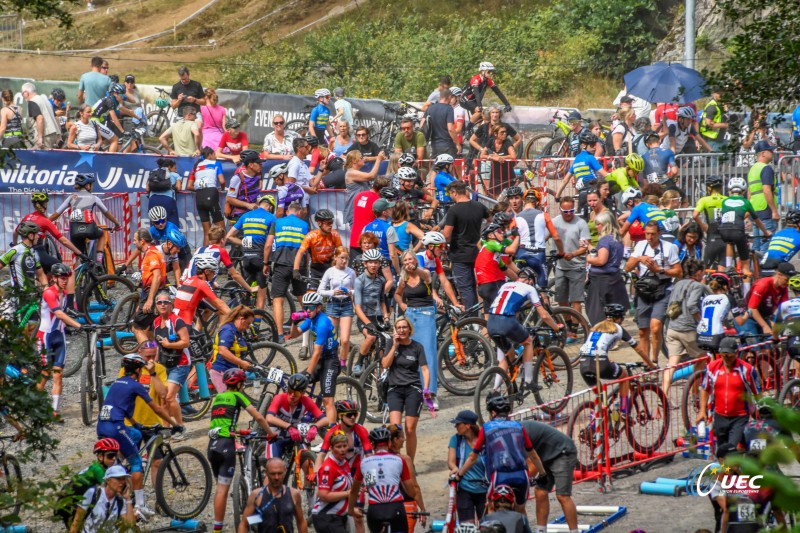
[524,188,542,204]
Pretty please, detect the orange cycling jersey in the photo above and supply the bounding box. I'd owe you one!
[141,245,166,290]
[299,229,342,264]
[173,275,219,324]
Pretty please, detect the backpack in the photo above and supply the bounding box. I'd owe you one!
[632,133,646,155]
[148,168,173,193]
[606,123,630,156]
[55,479,123,527]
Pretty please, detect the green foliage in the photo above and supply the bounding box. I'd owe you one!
[0,0,79,27]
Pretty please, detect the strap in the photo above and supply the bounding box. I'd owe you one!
[206,106,225,133]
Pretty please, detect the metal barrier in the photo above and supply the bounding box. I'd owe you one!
[0,15,23,51]
[776,153,800,212]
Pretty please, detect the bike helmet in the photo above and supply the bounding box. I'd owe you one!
[164,228,187,248]
[621,187,642,205]
[51,263,72,277]
[504,185,523,198]
[478,61,495,72]
[755,397,776,418]
[449,87,463,97]
[268,163,289,179]
[422,231,447,247]
[456,524,479,533]
[490,485,516,503]
[314,88,331,99]
[225,118,241,129]
[75,173,96,187]
[51,88,66,101]
[287,372,309,391]
[328,156,345,171]
[121,354,147,373]
[109,75,119,84]
[304,135,319,148]
[94,438,120,453]
[486,394,511,414]
[16,221,40,238]
[148,205,168,222]
[396,167,418,181]
[362,249,383,262]
[223,368,247,386]
[31,191,49,204]
[677,106,695,120]
[709,272,731,287]
[434,154,455,168]
[380,187,400,201]
[239,149,263,165]
[258,193,276,208]
[368,426,392,444]
[302,292,325,306]
[787,210,800,225]
[704,175,723,189]
[492,212,513,227]
[109,83,125,94]
[625,153,645,172]
[604,303,627,319]
[727,176,746,192]
[314,209,334,222]
[482,223,503,240]
[578,131,598,145]
[335,399,359,414]
[194,255,219,272]
[525,188,542,204]
[398,153,416,166]
[789,275,800,292]
[480,521,507,533]
[517,267,536,280]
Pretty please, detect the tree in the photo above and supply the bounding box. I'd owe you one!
[1,0,80,27]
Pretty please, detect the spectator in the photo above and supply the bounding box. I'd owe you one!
[0,89,25,148]
[653,102,679,134]
[748,141,779,253]
[262,114,294,160]
[421,75,451,112]
[216,118,248,164]
[611,108,635,155]
[659,190,682,243]
[22,82,60,149]
[676,222,704,265]
[330,121,353,157]
[552,197,590,323]
[585,211,629,324]
[364,199,400,273]
[317,246,356,370]
[331,87,353,129]
[469,106,522,159]
[187,147,226,244]
[170,66,205,117]
[587,121,606,158]
[479,124,517,195]
[385,153,401,188]
[78,56,110,106]
[349,177,389,260]
[344,150,386,226]
[159,107,201,156]
[633,116,653,155]
[579,189,610,247]
[447,410,487,524]
[442,180,489,310]
[394,118,428,161]
[200,88,227,151]
[309,88,334,144]
[738,108,777,167]
[67,103,114,152]
[613,88,651,120]
[736,262,793,336]
[287,137,317,199]
[347,126,384,162]
[426,89,459,158]
[391,201,425,254]
[121,74,143,132]
[321,156,346,189]
[699,88,729,153]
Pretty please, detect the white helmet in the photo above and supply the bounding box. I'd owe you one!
[302,292,324,306]
[396,167,418,181]
[677,106,695,119]
[456,524,480,533]
[621,187,642,205]
[269,163,289,179]
[362,249,383,261]
[148,205,167,221]
[422,231,447,246]
[314,88,331,99]
[398,153,416,166]
[449,87,463,97]
[194,255,219,271]
[728,176,747,192]
[434,154,455,168]
[479,61,495,71]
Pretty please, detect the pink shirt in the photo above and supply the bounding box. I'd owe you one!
[200,105,227,150]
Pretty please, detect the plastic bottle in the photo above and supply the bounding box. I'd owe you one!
[697,421,707,440]
[291,311,309,322]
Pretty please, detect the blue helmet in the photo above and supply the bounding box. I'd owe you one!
[164,228,187,248]
[75,173,96,187]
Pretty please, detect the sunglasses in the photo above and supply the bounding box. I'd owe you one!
[395,325,410,330]
[560,208,575,214]
[154,219,167,225]
[156,300,172,306]
[356,133,367,137]
[101,66,109,70]
[273,121,285,125]
[102,451,118,459]
[341,412,357,418]
[303,305,316,312]
[140,340,158,349]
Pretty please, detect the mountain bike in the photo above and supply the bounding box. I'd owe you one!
[231,428,270,530]
[436,303,495,397]
[272,423,317,521]
[474,326,573,423]
[79,323,128,426]
[357,324,393,423]
[522,110,573,160]
[0,435,21,526]
[145,87,173,140]
[373,102,422,154]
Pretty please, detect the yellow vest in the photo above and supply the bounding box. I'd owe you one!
[699,99,722,140]
[747,162,768,212]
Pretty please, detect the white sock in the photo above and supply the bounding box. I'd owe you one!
[134,489,145,508]
[52,394,60,411]
[536,526,546,533]
[742,281,751,295]
[302,330,310,348]
[523,361,533,383]
[494,349,506,388]
[725,255,733,268]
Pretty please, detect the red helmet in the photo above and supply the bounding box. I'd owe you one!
[489,484,516,502]
[94,438,121,453]
[223,368,247,386]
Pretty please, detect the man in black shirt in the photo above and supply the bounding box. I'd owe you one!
[426,89,460,158]
[346,126,384,162]
[442,180,489,309]
[170,66,205,117]
[321,156,346,189]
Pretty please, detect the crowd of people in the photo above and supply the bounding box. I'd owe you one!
[2,60,800,533]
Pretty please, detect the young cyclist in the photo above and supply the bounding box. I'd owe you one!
[182,225,252,292]
[605,153,644,197]
[0,221,48,293]
[480,486,534,533]
[352,249,390,375]
[554,132,608,201]
[51,173,121,256]
[772,274,800,380]
[265,372,330,459]
[459,62,512,115]
[692,176,727,268]
[19,191,86,274]
[415,231,462,309]
[475,223,518,318]
[398,167,437,224]
[431,154,458,204]
[718,176,772,275]
[309,89,334,144]
[173,255,231,331]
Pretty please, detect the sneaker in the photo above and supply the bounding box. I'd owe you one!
[432,397,440,411]
[53,412,65,424]
[276,334,286,345]
[310,442,322,453]
[171,430,187,442]
[135,505,156,521]
[299,346,309,360]
[181,405,198,416]
[352,363,363,377]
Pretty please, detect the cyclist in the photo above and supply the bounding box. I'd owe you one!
[662,106,712,155]
[476,223,518,318]
[226,150,264,223]
[480,487,533,533]
[294,209,342,281]
[91,82,131,152]
[225,193,277,311]
[268,202,309,344]
[761,210,800,270]
[0,221,48,293]
[618,187,667,238]
[398,167,437,223]
[504,186,524,216]
[52,173,121,256]
[348,426,417,533]
[36,262,84,421]
[554,131,608,201]
[737,262,794,336]
[288,292,340,423]
[209,305,257,393]
[238,458,307,533]
[265,372,330,460]
[697,272,746,355]
[352,249,390,376]
[310,89,334,144]
[431,154,457,204]
[772,274,800,379]
[516,189,564,290]
[642,133,679,192]
[173,255,231,330]
[187,146,226,244]
[414,230,462,308]
[272,163,306,218]
[19,191,86,275]
[579,303,656,406]
[485,268,562,389]
[604,152,643,197]
[208,368,276,533]
[56,438,121,528]
[130,229,166,343]
[719,176,772,275]
[98,354,182,521]
[182,225,252,291]
[457,395,537,513]
[459,62,512,115]
[692,176,727,268]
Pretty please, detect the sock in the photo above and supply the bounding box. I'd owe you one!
[52,394,60,411]
[725,255,733,268]
[302,330,310,348]
[620,395,629,414]
[523,361,533,384]
[134,489,145,508]
[66,293,75,309]
[742,281,751,295]
[213,522,224,532]
[536,527,546,533]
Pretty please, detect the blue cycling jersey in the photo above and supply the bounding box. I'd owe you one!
[310,103,331,131]
[793,105,800,138]
[763,227,800,264]
[299,312,339,357]
[627,202,667,230]
[434,171,456,203]
[364,218,392,261]
[149,221,187,248]
[233,207,276,248]
[100,376,152,423]
[642,147,676,184]
[568,150,603,190]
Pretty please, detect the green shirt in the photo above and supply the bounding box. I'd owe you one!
[76,461,107,487]
[209,390,250,438]
[694,193,727,233]
[394,130,428,159]
[606,167,638,195]
[720,195,756,227]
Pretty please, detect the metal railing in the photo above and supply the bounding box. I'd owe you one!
[0,15,22,51]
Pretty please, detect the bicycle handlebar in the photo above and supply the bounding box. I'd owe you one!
[154,87,170,96]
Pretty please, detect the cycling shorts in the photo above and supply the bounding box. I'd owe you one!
[477,281,504,314]
[242,255,268,289]
[309,357,341,397]
[312,513,348,533]
[40,330,67,369]
[489,471,529,505]
[195,188,223,223]
[697,334,723,352]
[387,385,423,417]
[207,437,236,485]
[104,117,124,138]
[579,356,622,386]
[271,263,307,298]
[33,244,60,274]
[97,421,143,472]
[357,316,384,334]
[69,221,103,254]
[487,314,530,353]
[94,120,116,141]
[718,224,750,260]
[366,501,408,533]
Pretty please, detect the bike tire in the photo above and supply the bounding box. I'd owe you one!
[334,375,368,425]
[538,306,590,368]
[0,453,22,522]
[285,119,308,136]
[345,344,361,377]
[532,346,573,415]
[111,292,141,355]
[257,391,275,418]
[141,144,164,155]
[567,400,600,472]
[78,274,137,324]
[473,366,513,424]
[155,445,213,519]
[359,361,388,424]
[231,472,249,531]
[625,382,670,455]
[62,329,88,378]
[146,110,170,139]
[250,341,298,373]
[80,358,95,426]
[286,450,316,521]
[438,330,494,396]
[778,378,800,409]
[523,131,555,159]
[681,371,704,432]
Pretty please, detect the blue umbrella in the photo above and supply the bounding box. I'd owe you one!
[623,62,707,104]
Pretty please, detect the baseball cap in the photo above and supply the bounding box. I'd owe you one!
[105,465,131,480]
[620,95,634,104]
[718,337,740,354]
[449,410,479,425]
[754,140,776,153]
[777,262,798,276]
[372,198,395,213]
[567,110,582,122]
[125,74,135,83]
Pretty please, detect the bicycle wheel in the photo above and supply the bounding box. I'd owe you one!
[334,376,368,425]
[779,378,800,409]
[62,329,88,378]
[146,110,170,138]
[285,119,308,137]
[231,472,250,531]
[80,358,95,426]
[250,310,278,344]
[473,366,513,424]
[141,144,164,155]
[438,330,494,396]
[681,371,704,432]
[78,274,136,324]
[567,400,600,472]
[625,382,669,455]
[523,132,555,159]
[155,445,213,519]
[286,450,316,521]
[0,453,22,522]
[532,346,573,415]
[540,307,590,367]
[111,292,141,355]
[249,341,297,373]
[359,361,388,424]
[345,344,361,377]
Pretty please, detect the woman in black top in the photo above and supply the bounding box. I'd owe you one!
[381,315,430,463]
[480,124,517,196]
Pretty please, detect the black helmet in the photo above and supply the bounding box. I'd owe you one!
[517,267,536,280]
[482,223,503,240]
[314,209,335,222]
[75,173,96,187]
[380,187,400,201]
[787,210,800,225]
[304,135,319,148]
[287,373,309,391]
[16,221,40,238]
[328,156,345,171]
[492,212,513,227]
[486,394,511,414]
[51,263,72,277]
[504,186,523,198]
[604,303,626,319]
[368,426,392,444]
[239,149,263,165]
[51,88,66,101]
[480,521,507,533]
[578,131,598,145]
[705,175,723,188]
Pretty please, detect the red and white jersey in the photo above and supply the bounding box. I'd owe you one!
[320,423,373,470]
[37,285,65,337]
[355,450,410,504]
[173,275,219,324]
[181,244,233,282]
[267,393,324,429]
[312,456,352,516]
[20,211,64,242]
[489,281,542,316]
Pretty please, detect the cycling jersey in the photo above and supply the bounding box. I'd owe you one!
[694,194,727,235]
[642,147,676,183]
[702,358,760,417]
[54,190,109,222]
[117,363,168,427]
[350,191,379,248]
[192,159,223,189]
[233,207,276,254]
[272,215,309,266]
[605,167,639,195]
[182,244,233,281]
[0,243,41,290]
[463,73,495,105]
[227,168,262,218]
[475,243,508,285]
[149,221,188,248]
[746,276,788,320]
[697,293,742,336]
[210,322,247,372]
[762,227,800,264]
[173,275,218,323]
[100,375,153,422]
[37,284,65,336]
[434,171,456,203]
[626,202,666,231]
[579,325,637,358]
[355,450,410,504]
[267,393,324,429]
[140,245,166,290]
[773,297,800,336]
[277,182,307,210]
[20,211,64,242]
[310,103,331,132]
[719,196,756,228]
[472,418,532,476]
[363,219,398,264]
[313,456,352,515]
[320,423,373,469]
[209,390,250,438]
[415,249,444,275]
[489,281,542,316]
[298,312,339,358]
[299,229,342,265]
[568,151,603,190]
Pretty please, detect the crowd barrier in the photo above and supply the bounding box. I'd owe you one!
[776,154,800,211]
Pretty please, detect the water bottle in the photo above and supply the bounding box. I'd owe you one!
[515,345,524,356]
[697,421,707,440]
[448,345,455,357]
[338,285,349,295]
[168,333,178,342]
